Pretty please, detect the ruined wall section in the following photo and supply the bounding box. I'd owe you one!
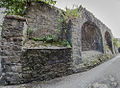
[25,2,60,38]
[68,6,115,71]
[69,18,83,71]
[0,16,26,84]
[21,48,72,82]
[78,6,115,54]
[0,15,73,85]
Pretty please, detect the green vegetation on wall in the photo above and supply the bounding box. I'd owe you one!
[27,28,35,39]
[56,7,81,48]
[33,35,57,43]
[65,7,81,18]
[57,7,81,37]
[32,36,71,48]
[27,27,71,47]
[57,7,80,23]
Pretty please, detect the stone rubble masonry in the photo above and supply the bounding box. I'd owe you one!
[0,16,26,84]
[24,2,116,71]
[0,2,117,85]
[0,16,73,85]
[25,2,60,38]
[21,48,72,83]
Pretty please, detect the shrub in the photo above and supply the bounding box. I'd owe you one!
[27,28,35,39]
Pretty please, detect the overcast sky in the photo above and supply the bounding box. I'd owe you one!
[55,0,120,38]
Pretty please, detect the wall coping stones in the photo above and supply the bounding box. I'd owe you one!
[5,15,26,21]
[22,47,71,50]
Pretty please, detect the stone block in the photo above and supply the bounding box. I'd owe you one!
[11,65,22,73]
[2,56,21,64]
[5,72,22,84]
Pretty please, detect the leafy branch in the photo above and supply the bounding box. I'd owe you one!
[0,0,56,16]
[113,38,120,47]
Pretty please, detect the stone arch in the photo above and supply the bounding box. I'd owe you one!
[105,31,113,53]
[81,21,103,52]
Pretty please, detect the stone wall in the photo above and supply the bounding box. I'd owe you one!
[0,2,117,85]
[79,7,115,54]
[81,21,103,52]
[69,18,82,71]
[67,6,115,71]
[1,2,115,72]
[0,16,26,84]
[21,48,72,83]
[0,15,72,85]
[25,2,60,38]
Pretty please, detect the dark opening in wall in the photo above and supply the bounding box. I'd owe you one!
[81,21,103,52]
[118,47,120,53]
[105,31,113,53]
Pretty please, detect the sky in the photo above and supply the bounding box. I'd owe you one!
[55,0,120,38]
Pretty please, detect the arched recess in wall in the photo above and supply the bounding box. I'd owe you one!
[81,21,103,52]
[105,31,113,54]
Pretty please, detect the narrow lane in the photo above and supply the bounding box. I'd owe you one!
[39,54,120,88]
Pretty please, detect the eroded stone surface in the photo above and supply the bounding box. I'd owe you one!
[21,48,72,83]
[0,1,117,85]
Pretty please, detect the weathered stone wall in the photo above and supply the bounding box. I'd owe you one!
[0,2,116,85]
[21,48,72,83]
[78,7,115,54]
[0,15,72,85]
[25,2,60,38]
[67,6,115,71]
[69,18,82,71]
[10,2,115,71]
[0,16,26,84]
[81,21,103,52]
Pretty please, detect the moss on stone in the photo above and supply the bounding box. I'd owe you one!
[82,54,113,70]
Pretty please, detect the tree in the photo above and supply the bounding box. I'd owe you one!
[113,38,120,47]
[0,0,56,16]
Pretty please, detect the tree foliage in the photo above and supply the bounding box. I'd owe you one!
[0,0,56,16]
[113,38,120,47]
